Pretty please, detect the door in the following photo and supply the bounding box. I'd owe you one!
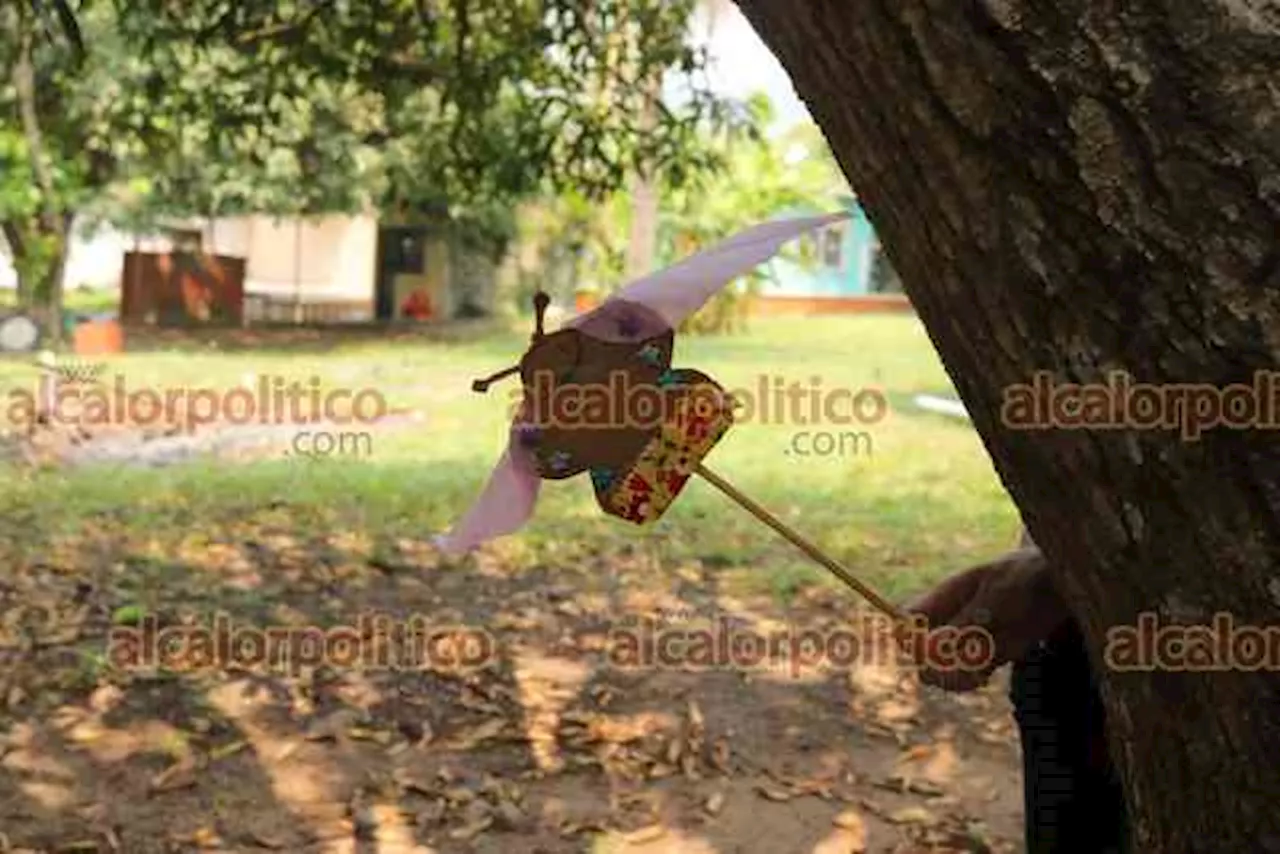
[375,226,428,320]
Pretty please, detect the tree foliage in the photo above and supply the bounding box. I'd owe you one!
[0,0,742,332]
[512,96,848,334]
[109,0,742,214]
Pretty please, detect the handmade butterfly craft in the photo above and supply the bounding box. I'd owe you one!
[436,213,905,622]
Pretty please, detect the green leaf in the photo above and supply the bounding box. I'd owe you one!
[112,604,143,626]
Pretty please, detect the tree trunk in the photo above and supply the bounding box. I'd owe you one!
[2,222,33,307]
[40,214,71,346]
[2,216,72,344]
[625,70,664,279]
[735,1,1280,851]
[10,8,72,345]
[625,175,660,279]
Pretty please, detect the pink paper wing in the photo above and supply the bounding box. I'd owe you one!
[591,212,850,328]
[434,439,541,555]
[563,299,671,344]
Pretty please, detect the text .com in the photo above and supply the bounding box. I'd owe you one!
[787,430,874,457]
[289,430,374,460]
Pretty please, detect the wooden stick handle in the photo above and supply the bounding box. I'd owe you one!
[695,463,908,623]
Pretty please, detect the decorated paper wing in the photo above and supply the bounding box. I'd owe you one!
[434,212,850,556]
[591,369,736,525]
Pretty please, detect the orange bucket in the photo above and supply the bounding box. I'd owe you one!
[73,319,124,355]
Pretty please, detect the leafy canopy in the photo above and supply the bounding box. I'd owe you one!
[3,0,744,242]
[104,0,747,220]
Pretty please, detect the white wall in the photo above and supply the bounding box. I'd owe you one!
[0,222,139,290]
[0,214,378,307]
[230,214,375,301]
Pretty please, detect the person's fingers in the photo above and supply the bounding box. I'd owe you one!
[959,548,1064,663]
[919,657,996,692]
[908,569,1008,692]
[913,616,997,692]
[897,566,994,679]
[902,545,1041,624]
[900,545,1061,694]
[897,619,994,693]
[901,564,991,626]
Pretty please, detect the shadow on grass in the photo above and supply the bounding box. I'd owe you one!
[0,463,1024,852]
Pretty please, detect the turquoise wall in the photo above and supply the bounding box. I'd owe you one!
[762,197,879,297]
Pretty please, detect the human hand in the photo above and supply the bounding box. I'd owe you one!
[900,546,1070,691]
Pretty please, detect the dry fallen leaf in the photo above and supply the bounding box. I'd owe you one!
[887,806,936,826]
[754,784,794,802]
[899,744,933,762]
[448,817,493,841]
[304,708,359,742]
[892,775,945,797]
[493,800,526,831]
[710,737,732,773]
[347,726,393,745]
[148,761,197,794]
[559,820,607,837]
[247,832,287,850]
[461,799,493,826]
[443,718,506,749]
[171,825,220,848]
[687,700,705,732]
[831,808,869,851]
[208,740,248,762]
[443,786,477,804]
[414,800,448,829]
[923,741,959,784]
[624,824,667,844]
[681,752,701,780]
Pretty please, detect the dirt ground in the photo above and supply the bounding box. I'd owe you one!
[0,419,1027,854]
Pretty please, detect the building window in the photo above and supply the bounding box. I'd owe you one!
[797,233,817,264]
[822,226,843,269]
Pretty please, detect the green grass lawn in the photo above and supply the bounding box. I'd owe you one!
[0,314,1020,606]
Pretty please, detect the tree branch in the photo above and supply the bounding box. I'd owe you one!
[233,1,337,46]
[36,0,86,66]
[1,221,28,262]
[12,17,59,235]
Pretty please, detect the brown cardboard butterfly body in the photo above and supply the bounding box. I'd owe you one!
[490,296,735,524]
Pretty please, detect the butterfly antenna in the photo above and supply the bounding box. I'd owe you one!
[472,365,519,394]
[532,290,550,342]
[472,291,551,394]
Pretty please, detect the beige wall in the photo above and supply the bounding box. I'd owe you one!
[0,212,471,324]
[219,214,377,304]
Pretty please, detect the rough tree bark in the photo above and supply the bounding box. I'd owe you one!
[9,6,70,342]
[735,0,1280,851]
